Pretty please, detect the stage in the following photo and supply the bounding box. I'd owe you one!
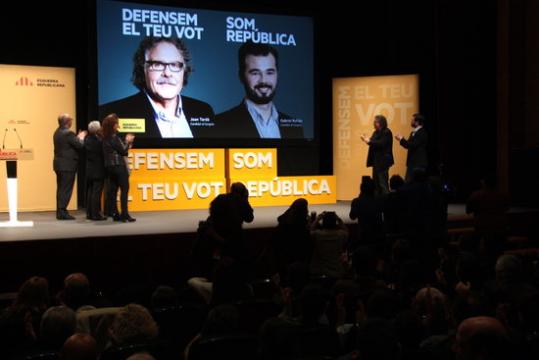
[0,202,476,243]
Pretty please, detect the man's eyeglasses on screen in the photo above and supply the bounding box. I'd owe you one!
[145,61,184,72]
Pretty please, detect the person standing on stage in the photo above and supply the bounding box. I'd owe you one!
[360,114,394,195]
[84,121,106,221]
[102,114,136,222]
[395,113,428,183]
[53,113,87,220]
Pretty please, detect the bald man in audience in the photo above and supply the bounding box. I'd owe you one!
[126,352,156,360]
[60,333,97,360]
[454,316,511,360]
[61,273,92,311]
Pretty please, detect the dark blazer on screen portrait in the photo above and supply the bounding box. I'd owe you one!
[53,127,84,172]
[215,102,304,138]
[399,127,428,169]
[98,91,216,138]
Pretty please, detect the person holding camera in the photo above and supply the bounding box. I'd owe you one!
[309,211,349,279]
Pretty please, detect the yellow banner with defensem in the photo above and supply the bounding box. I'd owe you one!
[129,149,225,178]
[333,74,419,200]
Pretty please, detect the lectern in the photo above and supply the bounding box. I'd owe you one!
[0,148,34,227]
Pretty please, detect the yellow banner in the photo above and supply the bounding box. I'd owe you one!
[0,65,76,212]
[227,148,277,179]
[231,175,336,207]
[119,118,145,133]
[128,176,227,211]
[129,149,225,178]
[333,74,419,200]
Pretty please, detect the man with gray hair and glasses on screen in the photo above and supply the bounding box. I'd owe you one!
[99,37,216,139]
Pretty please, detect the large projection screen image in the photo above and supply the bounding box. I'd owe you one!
[96,0,314,145]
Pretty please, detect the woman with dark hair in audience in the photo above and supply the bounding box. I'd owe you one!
[102,114,135,222]
[0,276,50,358]
[349,176,384,252]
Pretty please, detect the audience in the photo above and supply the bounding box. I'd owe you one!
[1,173,537,360]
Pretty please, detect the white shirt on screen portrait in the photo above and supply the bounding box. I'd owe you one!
[146,93,193,138]
[411,125,423,136]
[245,98,281,139]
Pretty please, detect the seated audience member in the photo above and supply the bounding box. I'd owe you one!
[58,273,93,311]
[184,304,240,359]
[349,176,384,251]
[60,333,97,360]
[309,211,349,279]
[454,316,511,360]
[126,353,156,360]
[273,198,312,280]
[108,304,159,348]
[383,174,407,235]
[466,174,510,257]
[150,285,178,309]
[466,174,509,235]
[39,305,77,351]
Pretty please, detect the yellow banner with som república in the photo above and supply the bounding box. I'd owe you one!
[227,148,277,179]
[230,175,336,207]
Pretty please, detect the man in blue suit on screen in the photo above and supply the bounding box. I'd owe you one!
[215,40,304,139]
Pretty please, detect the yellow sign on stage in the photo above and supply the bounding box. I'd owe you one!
[127,149,226,211]
[119,118,145,133]
[129,149,225,178]
[0,65,76,212]
[333,74,419,200]
[231,175,336,207]
[126,148,336,211]
[227,148,277,178]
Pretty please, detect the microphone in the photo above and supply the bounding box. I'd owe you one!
[13,128,23,149]
[2,128,7,149]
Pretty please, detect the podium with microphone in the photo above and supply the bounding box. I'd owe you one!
[0,128,34,227]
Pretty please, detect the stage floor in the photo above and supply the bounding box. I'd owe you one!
[0,202,479,243]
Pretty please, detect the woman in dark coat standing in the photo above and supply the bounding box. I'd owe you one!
[101,114,135,222]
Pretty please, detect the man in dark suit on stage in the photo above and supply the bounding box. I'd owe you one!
[361,114,394,195]
[215,40,304,139]
[84,120,106,221]
[99,37,215,139]
[396,113,428,182]
[53,114,87,220]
